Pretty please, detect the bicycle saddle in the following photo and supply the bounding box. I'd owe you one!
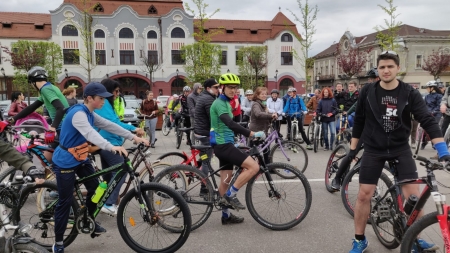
[178,127,194,132]
[239,122,248,126]
[191,145,212,151]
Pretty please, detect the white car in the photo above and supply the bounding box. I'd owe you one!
[156,96,170,109]
[122,99,142,126]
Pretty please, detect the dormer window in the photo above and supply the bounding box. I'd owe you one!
[2,23,12,28]
[281,33,293,42]
[148,5,157,14]
[94,3,104,12]
[226,29,233,34]
[251,30,257,34]
[35,24,44,30]
[203,29,209,33]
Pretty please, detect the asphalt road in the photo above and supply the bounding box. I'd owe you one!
[26,125,450,253]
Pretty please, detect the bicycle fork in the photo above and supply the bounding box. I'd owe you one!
[431,192,450,252]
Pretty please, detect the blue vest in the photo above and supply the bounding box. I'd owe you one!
[53,104,94,168]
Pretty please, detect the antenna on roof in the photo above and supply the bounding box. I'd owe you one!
[279,7,281,12]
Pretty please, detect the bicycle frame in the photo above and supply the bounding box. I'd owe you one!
[257,126,291,161]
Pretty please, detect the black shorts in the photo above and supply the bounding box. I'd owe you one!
[213,143,249,170]
[359,149,418,185]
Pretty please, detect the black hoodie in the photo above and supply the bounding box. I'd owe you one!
[352,80,442,154]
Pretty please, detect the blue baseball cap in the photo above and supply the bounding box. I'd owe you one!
[84,82,112,98]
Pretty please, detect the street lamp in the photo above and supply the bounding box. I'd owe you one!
[64,68,68,78]
[1,68,5,100]
[176,69,179,94]
[227,69,230,73]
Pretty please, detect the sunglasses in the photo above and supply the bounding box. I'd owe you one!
[113,89,120,93]
[211,85,219,89]
[381,50,399,57]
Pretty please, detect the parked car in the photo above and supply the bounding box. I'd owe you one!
[122,99,141,126]
[156,96,170,109]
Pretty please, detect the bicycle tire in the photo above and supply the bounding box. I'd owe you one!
[307,121,315,143]
[152,165,214,232]
[19,181,79,250]
[138,162,172,183]
[0,166,20,208]
[176,131,182,149]
[400,211,443,253]
[324,144,349,193]
[314,125,319,153]
[13,242,49,253]
[415,127,423,155]
[245,163,312,230]
[156,152,189,166]
[341,165,393,218]
[117,182,192,253]
[269,140,308,174]
[161,116,170,136]
[369,175,400,249]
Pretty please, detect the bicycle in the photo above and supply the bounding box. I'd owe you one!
[153,140,312,232]
[18,143,192,253]
[161,108,174,136]
[137,113,152,139]
[0,175,49,253]
[368,155,449,251]
[334,110,351,147]
[313,113,326,152]
[286,112,304,144]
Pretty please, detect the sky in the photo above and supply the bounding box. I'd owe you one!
[3,0,450,56]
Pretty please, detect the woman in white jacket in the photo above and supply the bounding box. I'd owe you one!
[267,89,284,138]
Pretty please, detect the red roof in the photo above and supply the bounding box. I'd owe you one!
[0,12,51,39]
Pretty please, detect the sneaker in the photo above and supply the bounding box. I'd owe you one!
[324,147,329,151]
[94,221,107,235]
[52,243,64,253]
[186,140,192,146]
[306,144,313,150]
[199,185,208,197]
[331,178,341,191]
[221,213,244,225]
[349,238,368,253]
[101,205,117,216]
[429,154,439,160]
[222,194,246,210]
[49,191,59,199]
[412,238,439,251]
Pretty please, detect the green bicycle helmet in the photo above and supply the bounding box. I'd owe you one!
[219,73,240,85]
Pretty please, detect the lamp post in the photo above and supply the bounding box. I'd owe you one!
[274,69,278,87]
[176,69,179,94]
[227,69,230,73]
[64,68,69,78]
[1,68,5,100]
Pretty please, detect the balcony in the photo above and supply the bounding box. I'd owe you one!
[318,74,335,80]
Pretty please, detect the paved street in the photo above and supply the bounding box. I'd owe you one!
[27,125,450,253]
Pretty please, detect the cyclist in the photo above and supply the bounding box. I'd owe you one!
[210,73,265,224]
[334,82,346,108]
[421,80,443,151]
[193,78,219,195]
[241,89,253,123]
[346,51,449,253]
[167,94,180,129]
[11,66,69,162]
[267,89,284,138]
[187,83,203,133]
[343,80,359,128]
[114,92,126,121]
[230,89,242,123]
[316,87,337,151]
[306,89,321,111]
[172,86,192,146]
[51,82,148,253]
[283,87,313,150]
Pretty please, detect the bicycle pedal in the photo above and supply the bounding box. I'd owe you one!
[377,204,390,218]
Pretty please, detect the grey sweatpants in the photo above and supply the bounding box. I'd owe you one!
[145,118,157,144]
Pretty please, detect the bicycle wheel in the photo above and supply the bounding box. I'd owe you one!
[152,165,214,232]
[0,166,20,208]
[415,127,423,154]
[246,163,312,230]
[269,140,308,174]
[292,123,304,144]
[369,175,400,249]
[176,131,182,149]
[161,116,170,136]
[400,211,444,253]
[138,162,172,182]
[117,183,191,253]
[156,152,189,166]
[341,164,393,218]
[313,125,319,153]
[139,120,148,139]
[19,181,79,250]
[13,242,49,253]
[324,144,349,193]
[307,121,315,143]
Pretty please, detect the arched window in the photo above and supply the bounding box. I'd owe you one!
[93,3,104,12]
[281,33,293,42]
[171,27,185,38]
[279,78,294,96]
[171,77,186,95]
[94,29,105,38]
[147,30,157,39]
[148,5,157,14]
[62,25,78,36]
[119,28,134,38]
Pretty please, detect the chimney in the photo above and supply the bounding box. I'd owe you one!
[419,28,425,33]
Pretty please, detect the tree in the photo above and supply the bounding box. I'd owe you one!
[237,46,268,91]
[374,0,402,51]
[39,42,63,85]
[72,0,96,82]
[336,44,372,81]
[288,0,319,92]
[182,0,223,83]
[140,47,162,87]
[422,48,450,80]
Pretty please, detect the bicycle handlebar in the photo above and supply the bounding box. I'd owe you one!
[10,125,48,131]
[414,155,450,171]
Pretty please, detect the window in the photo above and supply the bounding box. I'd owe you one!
[63,49,79,64]
[35,25,44,30]
[221,51,227,65]
[281,52,293,65]
[281,33,293,42]
[326,66,329,75]
[416,55,423,68]
[235,50,243,64]
[94,29,105,38]
[93,3,104,12]
[2,23,12,28]
[147,50,158,64]
[120,50,135,65]
[62,25,78,36]
[119,28,134,39]
[251,30,257,34]
[203,29,209,33]
[147,31,157,39]
[226,30,233,34]
[171,28,185,38]
[95,50,106,65]
[331,65,334,75]
[148,5,157,14]
[172,50,184,64]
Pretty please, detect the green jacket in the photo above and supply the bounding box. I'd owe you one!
[114,96,125,120]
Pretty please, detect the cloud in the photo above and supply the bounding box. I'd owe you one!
[3,0,448,56]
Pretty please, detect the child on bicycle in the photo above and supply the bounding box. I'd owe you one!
[51,82,148,253]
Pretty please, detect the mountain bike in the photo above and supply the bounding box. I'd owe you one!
[286,112,304,144]
[153,140,312,232]
[313,113,326,152]
[161,109,173,136]
[17,143,192,253]
[334,111,351,147]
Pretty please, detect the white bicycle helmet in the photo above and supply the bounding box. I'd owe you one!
[245,89,253,95]
[426,81,437,87]
[183,86,191,92]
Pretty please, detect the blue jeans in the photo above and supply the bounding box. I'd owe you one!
[53,161,98,242]
[347,112,355,128]
[322,121,336,149]
[99,150,127,206]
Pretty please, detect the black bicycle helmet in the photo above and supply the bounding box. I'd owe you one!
[28,66,48,83]
[366,67,378,78]
[271,89,279,94]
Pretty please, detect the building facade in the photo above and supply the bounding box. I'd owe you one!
[313,25,450,91]
[0,0,305,99]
